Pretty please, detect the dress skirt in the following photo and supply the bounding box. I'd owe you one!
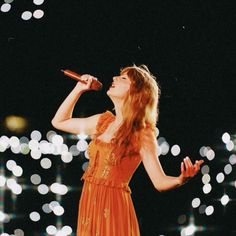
[77,180,140,236]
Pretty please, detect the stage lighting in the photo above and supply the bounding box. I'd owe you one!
[171,144,181,156]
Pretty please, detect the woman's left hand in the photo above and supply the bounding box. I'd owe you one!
[178,156,204,185]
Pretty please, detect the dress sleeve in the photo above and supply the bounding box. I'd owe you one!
[94,110,115,136]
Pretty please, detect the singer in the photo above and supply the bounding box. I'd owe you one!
[51,64,204,236]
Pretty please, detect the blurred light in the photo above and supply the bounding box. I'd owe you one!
[226,141,234,151]
[14,229,24,236]
[46,225,57,235]
[206,149,215,161]
[0,211,5,222]
[38,184,49,195]
[69,145,80,156]
[216,172,225,183]
[20,143,30,155]
[199,146,206,157]
[21,11,32,20]
[224,164,232,175]
[20,136,29,144]
[50,183,68,195]
[199,205,206,214]
[76,140,88,152]
[202,174,211,184]
[4,115,28,133]
[39,140,51,154]
[192,198,201,208]
[160,141,170,155]
[157,137,166,145]
[205,205,214,216]
[49,201,60,210]
[33,9,44,19]
[46,130,56,142]
[84,150,90,159]
[53,206,64,216]
[1,3,11,12]
[61,226,73,235]
[11,183,22,195]
[52,135,64,146]
[11,145,21,154]
[155,127,159,137]
[29,140,39,151]
[0,136,9,151]
[9,136,20,148]
[222,132,230,144]
[0,176,7,187]
[12,165,23,177]
[229,154,236,165]
[30,150,42,160]
[77,133,88,140]
[82,162,89,171]
[33,0,44,5]
[42,203,52,213]
[181,224,196,236]
[171,144,181,156]
[30,174,41,185]
[177,214,187,224]
[5,0,14,2]
[6,178,17,189]
[31,130,42,141]
[203,183,212,194]
[201,165,210,175]
[221,194,230,206]
[6,160,17,171]
[61,152,73,163]
[40,158,52,169]
[29,212,40,222]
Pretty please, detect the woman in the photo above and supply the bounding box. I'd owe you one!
[51,64,204,236]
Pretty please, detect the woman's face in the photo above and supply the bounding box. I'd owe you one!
[107,72,131,100]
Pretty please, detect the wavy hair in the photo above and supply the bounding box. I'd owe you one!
[113,64,161,157]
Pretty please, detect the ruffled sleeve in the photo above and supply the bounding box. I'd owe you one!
[94,110,115,138]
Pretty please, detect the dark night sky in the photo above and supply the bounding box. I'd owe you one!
[0,1,236,235]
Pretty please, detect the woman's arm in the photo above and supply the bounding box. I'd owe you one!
[140,129,204,192]
[51,74,101,135]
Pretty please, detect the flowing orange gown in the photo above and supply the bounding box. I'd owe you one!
[77,111,141,236]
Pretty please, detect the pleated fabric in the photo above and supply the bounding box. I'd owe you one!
[76,111,141,236]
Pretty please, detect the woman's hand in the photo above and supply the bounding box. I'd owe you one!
[74,74,97,92]
[178,156,204,185]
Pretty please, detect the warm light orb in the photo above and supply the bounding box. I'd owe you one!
[4,115,28,132]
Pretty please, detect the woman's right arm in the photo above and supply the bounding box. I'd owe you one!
[51,74,102,135]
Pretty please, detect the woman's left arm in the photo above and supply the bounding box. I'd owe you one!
[140,129,204,192]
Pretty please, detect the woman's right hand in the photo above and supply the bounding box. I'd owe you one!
[74,74,97,92]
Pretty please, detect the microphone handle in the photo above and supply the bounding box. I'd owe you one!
[61,69,103,91]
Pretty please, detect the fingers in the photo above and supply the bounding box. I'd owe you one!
[79,74,97,90]
[182,157,204,177]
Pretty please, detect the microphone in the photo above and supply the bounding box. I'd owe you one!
[61,69,103,91]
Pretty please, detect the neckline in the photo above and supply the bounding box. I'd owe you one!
[95,111,117,144]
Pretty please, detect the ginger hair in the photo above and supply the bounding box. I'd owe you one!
[113,64,161,157]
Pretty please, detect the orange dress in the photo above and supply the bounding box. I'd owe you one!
[77,111,141,236]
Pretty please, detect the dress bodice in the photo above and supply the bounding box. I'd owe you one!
[81,111,142,193]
